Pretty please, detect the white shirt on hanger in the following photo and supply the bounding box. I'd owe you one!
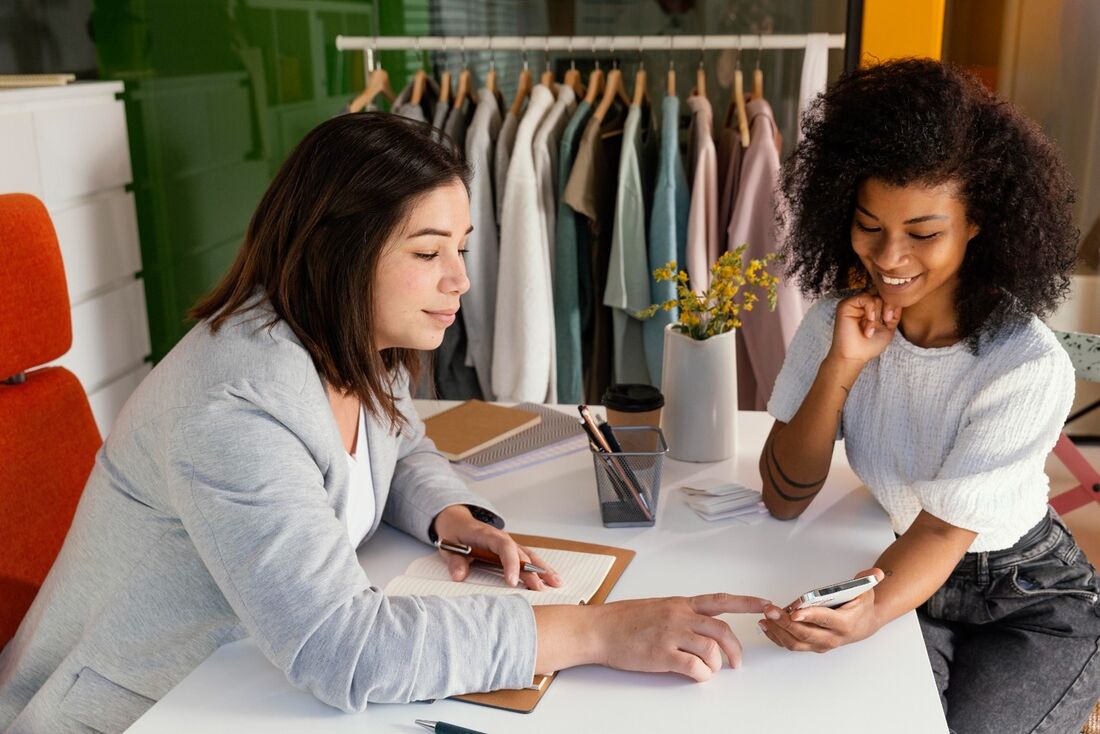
[492,84,556,403]
[797,33,830,144]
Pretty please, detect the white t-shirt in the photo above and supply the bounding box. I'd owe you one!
[767,297,1075,552]
[345,405,375,547]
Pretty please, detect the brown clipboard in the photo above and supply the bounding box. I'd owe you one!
[451,534,636,714]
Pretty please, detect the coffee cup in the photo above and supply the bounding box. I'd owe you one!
[601,383,664,428]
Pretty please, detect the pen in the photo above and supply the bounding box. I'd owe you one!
[577,406,654,521]
[436,539,547,575]
[415,719,487,734]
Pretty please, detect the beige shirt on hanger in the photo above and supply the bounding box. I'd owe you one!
[686,94,719,292]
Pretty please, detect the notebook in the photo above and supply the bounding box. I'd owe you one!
[458,402,585,467]
[384,534,635,714]
[424,400,541,461]
[384,546,616,605]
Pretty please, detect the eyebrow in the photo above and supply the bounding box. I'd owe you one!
[407,225,474,238]
[855,205,948,225]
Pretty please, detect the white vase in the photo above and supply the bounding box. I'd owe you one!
[659,324,738,462]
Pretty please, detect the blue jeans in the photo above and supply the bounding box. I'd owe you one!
[919,509,1100,733]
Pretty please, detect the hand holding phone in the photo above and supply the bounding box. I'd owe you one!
[785,574,880,612]
[759,568,886,654]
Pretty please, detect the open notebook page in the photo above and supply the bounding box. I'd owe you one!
[383,547,616,606]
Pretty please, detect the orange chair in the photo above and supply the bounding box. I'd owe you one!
[0,193,101,648]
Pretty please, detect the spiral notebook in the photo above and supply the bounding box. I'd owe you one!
[423,400,542,461]
[451,403,588,480]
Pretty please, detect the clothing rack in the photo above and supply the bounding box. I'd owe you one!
[336,34,846,52]
[336,34,846,77]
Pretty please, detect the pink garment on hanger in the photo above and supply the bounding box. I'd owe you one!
[686,95,719,292]
[728,98,808,410]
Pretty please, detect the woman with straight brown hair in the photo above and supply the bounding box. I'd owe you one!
[0,112,767,733]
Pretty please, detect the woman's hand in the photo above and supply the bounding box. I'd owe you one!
[759,568,885,653]
[431,505,561,590]
[582,594,770,681]
[828,292,901,366]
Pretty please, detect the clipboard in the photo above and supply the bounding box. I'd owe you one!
[451,533,636,714]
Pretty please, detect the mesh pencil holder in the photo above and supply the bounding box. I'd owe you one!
[589,426,668,528]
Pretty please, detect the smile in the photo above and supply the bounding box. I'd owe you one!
[878,272,922,289]
[424,310,458,326]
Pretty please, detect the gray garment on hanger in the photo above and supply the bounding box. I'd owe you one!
[461,88,503,400]
[494,110,521,223]
[442,97,473,158]
[431,100,450,134]
[432,97,480,400]
[393,77,439,123]
[604,102,658,387]
[553,101,592,404]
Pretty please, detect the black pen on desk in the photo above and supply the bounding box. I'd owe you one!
[415,719,487,734]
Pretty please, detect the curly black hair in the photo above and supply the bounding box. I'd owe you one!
[780,58,1079,350]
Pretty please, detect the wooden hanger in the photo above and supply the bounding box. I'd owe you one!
[485,39,498,95]
[453,67,472,111]
[410,69,427,106]
[564,66,585,98]
[541,68,555,89]
[439,68,452,106]
[584,67,604,105]
[486,65,498,95]
[751,36,765,100]
[348,66,395,112]
[632,65,647,107]
[594,67,627,121]
[733,67,750,147]
[510,66,533,117]
[694,63,706,98]
[563,40,585,99]
[667,59,676,97]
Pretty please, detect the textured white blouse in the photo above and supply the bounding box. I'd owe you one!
[768,297,1075,552]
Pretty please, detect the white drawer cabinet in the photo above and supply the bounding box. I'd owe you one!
[0,112,42,196]
[0,82,151,437]
[34,99,133,202]
[53,191,143,304]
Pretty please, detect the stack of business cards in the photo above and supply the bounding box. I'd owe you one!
[680,478,768,523]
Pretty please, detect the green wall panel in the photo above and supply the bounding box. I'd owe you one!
[94,0,377,361]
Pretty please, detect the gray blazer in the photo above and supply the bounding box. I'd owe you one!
[0,302,536,734]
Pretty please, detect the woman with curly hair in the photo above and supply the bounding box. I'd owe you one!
[756,59,1098,732]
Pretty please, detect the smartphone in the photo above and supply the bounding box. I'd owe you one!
[787,574,880,612]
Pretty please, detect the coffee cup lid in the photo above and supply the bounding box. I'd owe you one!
[601,383,664,412]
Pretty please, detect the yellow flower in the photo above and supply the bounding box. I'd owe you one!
[642,246,780,339]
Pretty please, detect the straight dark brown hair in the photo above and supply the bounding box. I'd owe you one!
[190,112,470,429]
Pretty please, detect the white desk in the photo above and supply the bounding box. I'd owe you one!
[128,408,947,733]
